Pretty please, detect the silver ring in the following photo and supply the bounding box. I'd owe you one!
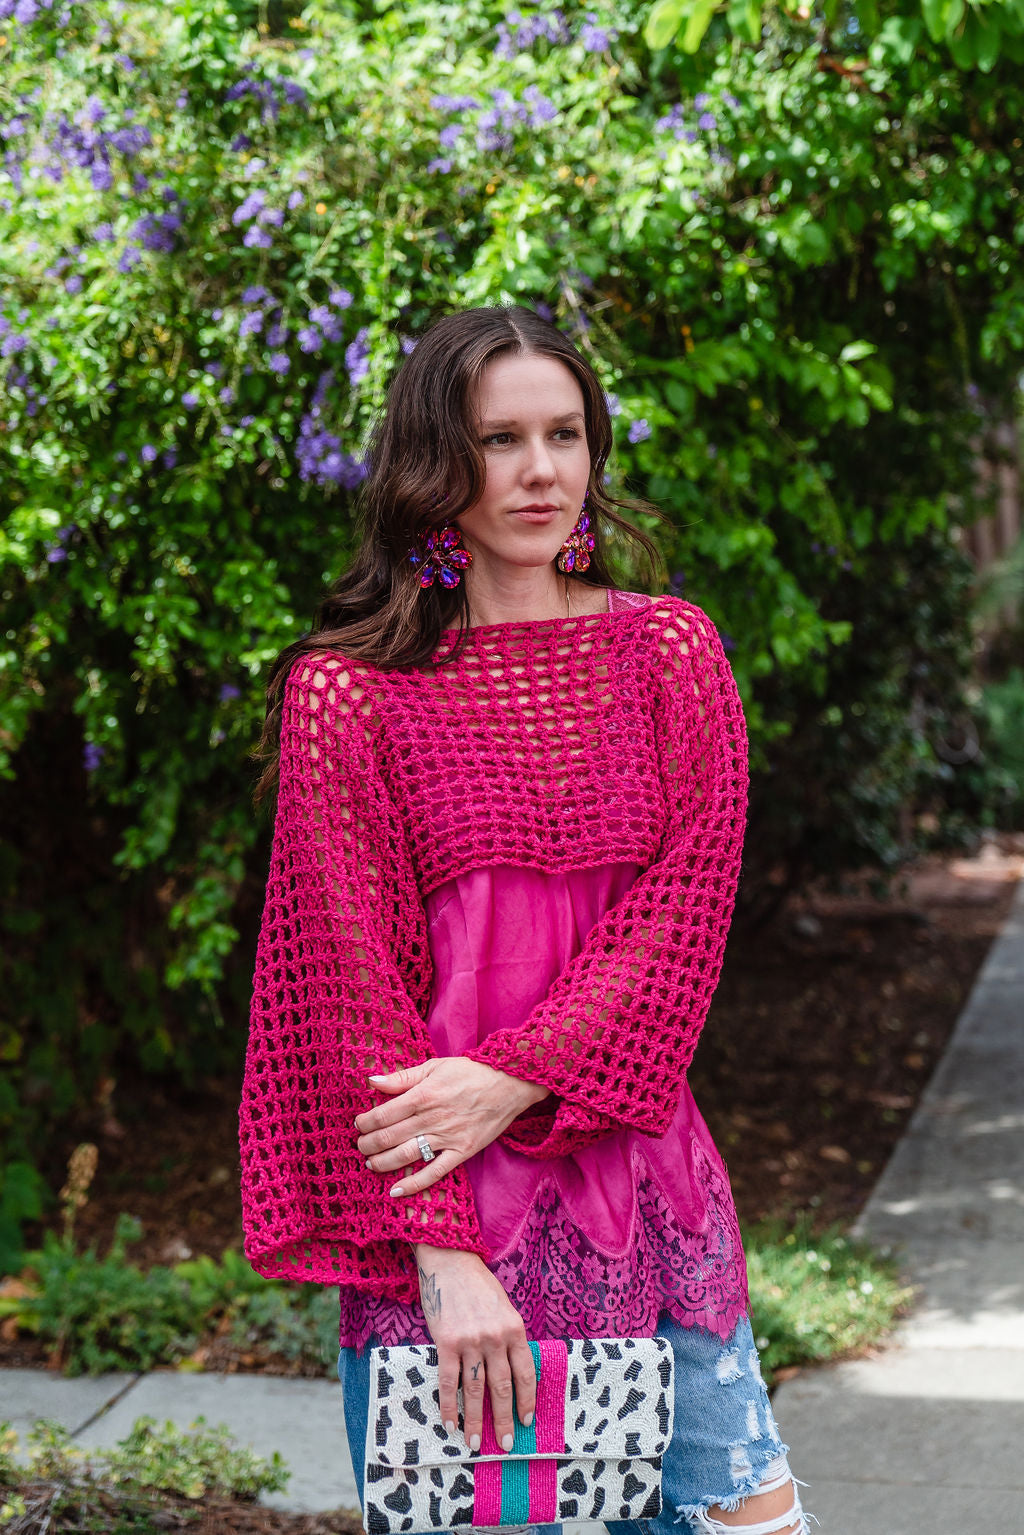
[416,1134,436,1164]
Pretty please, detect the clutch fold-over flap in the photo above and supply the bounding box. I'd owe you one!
[367,1337,675,1470]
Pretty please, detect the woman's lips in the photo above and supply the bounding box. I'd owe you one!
[508,506,560,522]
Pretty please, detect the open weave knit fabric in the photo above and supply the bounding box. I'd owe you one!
[239,593,749,1302]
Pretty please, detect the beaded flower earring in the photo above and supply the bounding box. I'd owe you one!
[408,521,472,589]
[556,495,595,575]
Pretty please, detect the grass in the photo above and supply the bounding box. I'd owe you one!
[744,1218,914,1386]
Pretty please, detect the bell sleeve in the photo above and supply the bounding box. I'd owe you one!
[464,599,749,1159]
[239,653,489,1287]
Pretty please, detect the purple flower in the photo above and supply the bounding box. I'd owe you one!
[580,13,616,51]
[90,162,114,192]
[211,307,224,321]
[698,112,717,131]
[439,123,464,148]
[47,547,68,563]
[219,385,235,404]
[296,368,368,489]
[287,189,304,209]
[232,189,266,226]
[239,414,256,428]
[219,682,241,702]
[182,389,200,408]
[400,336,417,354]
[83,741,105,772]
[535,302,554,322]
[430,93,481,112]
[723,92,740,109]
[239,312,264,339]
[140,443,157,464]
[243,225,273,249]
[345,327,371,386]
[266,322,288,347]
[117,243,142,273]
[720,632,736,652]
[426,156,453,174]
[298,325,321,353]
[64,274,83,294]
[230,132,252,152]
[204,360,224,378]
[627,419,651,444]
[162,447,178,468]
[604,391,621,417]
[695,92,712,109]
[92,220,115,243]
[133,210,182,254]
[268,351,290,375]
[242,284,269,304]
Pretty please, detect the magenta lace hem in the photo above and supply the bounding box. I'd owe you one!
[337,1136,749,1351]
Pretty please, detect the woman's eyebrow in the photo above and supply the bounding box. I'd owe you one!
[478,410,585,429]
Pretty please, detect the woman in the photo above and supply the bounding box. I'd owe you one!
[240,306,810,1535]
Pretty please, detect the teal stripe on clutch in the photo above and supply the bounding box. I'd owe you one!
[500,1341,541,1524]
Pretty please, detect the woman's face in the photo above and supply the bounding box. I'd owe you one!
[455,352,592,578]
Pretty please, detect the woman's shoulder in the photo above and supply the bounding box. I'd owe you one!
[625,592,723,658]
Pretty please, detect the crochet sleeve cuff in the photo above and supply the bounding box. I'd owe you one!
[465,601,749,1158]
[239,655,489,1283]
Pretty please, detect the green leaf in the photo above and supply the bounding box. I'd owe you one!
[839,341,878,363]
[644,0,688,49]
[682,0,719,52]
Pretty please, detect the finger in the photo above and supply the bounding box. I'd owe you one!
[509,1336,538,1428]
[435,1343,461,1440]
[461,1353,486,1451]
[485,1350,517,1453]
[366,1062,431,1096]
[388,1148,463,1199]
[356,1080,429,1142]
[366,1133,443,1176]
[356,1109,421,1157]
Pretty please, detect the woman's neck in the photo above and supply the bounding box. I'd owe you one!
[464,569,600,627]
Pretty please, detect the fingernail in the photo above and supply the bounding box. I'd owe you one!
[445,1420,456,1434]
[523,1412,534,1428]
[368,1074,387,1082]
[502,1433,514,1452]
[389,1185,403,1198]
[469,1434,481,1452]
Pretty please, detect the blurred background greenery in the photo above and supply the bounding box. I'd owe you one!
[1,0,1022,1266]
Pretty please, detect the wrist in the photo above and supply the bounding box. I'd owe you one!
[500,1071,552,1111]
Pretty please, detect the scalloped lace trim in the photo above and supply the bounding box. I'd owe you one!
[338,1136,748,1349]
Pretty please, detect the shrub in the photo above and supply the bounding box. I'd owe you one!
[2,0,1020,1249]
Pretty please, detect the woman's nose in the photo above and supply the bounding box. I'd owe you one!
[522,437,556,482]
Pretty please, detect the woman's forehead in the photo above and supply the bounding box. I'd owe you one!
[473,352,584,418]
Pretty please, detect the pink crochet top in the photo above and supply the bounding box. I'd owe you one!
[239,591,750,1330]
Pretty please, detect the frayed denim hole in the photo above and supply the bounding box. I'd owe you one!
[729,1442,754,1488]
[745,1398,762,1441]
[715,1347,744,1385]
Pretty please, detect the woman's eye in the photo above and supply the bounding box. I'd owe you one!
[554,428,581,441]
[481,433,512,446]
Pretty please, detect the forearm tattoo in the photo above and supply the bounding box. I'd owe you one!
[418,1265,442,1319]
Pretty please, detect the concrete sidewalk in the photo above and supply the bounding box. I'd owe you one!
[772,874,1024,1532]
[4,876,1022,1530]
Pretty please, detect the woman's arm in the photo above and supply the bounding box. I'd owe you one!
[239,655,490,1282]
[463,598,748,1157]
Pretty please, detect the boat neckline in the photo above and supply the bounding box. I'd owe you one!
[439,588,651,637]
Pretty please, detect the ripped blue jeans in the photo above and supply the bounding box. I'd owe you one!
[338,1311,811,1533]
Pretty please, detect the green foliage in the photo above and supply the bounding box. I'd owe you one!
[1,1216,337,1376]
[0,0,1018,1250]
[744,1219,914,1383]
[645,0,1024,69]
[0,1415,288,1532]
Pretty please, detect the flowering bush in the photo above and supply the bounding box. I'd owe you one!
[1,0,1019,1249]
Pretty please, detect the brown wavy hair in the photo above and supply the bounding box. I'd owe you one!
[253,304,667,803]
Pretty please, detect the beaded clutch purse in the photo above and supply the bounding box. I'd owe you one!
[363,1336,675,1533]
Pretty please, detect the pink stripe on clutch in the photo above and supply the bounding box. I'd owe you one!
[472,1459,503,1525]
[534,1340,568,1452]
[527,1457,558,1523]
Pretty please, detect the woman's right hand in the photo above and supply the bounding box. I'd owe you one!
[412,1243,537,1454]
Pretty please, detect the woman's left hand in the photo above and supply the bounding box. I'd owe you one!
[354,1059,550,1197]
